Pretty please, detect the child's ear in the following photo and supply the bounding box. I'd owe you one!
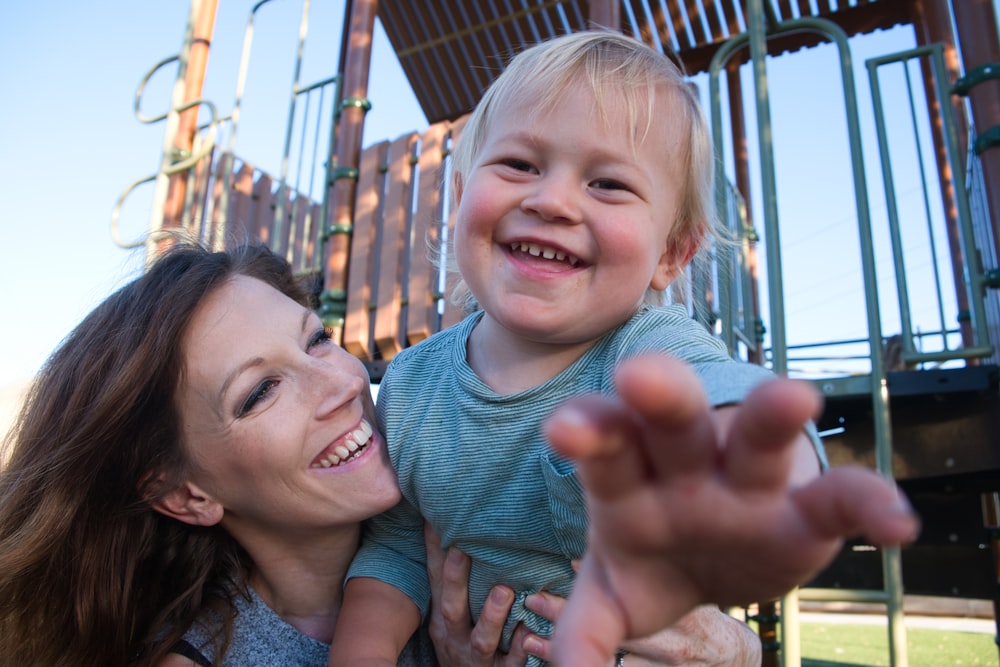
[651,235,701,290]
[452,172,464,205]
[151,480,224,527]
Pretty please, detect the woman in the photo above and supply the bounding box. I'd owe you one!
[0,244,466,665]
[0,243,767,667]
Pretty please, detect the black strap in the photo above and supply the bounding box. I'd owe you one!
[171,639,212,667]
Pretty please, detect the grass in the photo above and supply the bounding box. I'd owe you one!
[794,621,997,666]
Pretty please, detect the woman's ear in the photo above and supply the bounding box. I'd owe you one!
[152,481,224,527]
[651,234,701,291]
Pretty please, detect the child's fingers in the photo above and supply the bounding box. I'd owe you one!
[550,557,627,667]
[613,355,717,475]
[791,466,920,545]
[721,378,822,492]
[543,396,648,502]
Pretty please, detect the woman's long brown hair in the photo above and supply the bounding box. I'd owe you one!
[0,243,309,666]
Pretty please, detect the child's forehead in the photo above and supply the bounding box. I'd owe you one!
[505,68,671,111]
[498,74,680,138]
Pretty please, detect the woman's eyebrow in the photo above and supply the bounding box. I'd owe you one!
[218,356,265,406]
[217,306,315,405]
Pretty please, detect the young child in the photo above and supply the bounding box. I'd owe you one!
[330,30,916,666]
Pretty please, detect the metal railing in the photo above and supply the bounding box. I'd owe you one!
[112,0,341,273]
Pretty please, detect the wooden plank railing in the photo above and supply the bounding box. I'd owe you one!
[186,117,468,379]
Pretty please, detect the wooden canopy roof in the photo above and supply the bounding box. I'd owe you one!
[375,0,910,124]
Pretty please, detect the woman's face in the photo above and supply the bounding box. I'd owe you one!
[175,275,400,537]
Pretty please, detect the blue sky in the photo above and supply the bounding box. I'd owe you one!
[0,1,424,387]
[1,2,994,388]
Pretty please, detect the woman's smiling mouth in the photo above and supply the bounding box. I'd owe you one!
[310,420,374,468]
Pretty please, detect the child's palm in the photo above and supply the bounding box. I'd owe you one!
[544,355,918,666]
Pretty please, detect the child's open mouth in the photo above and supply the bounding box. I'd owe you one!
[509,242,581,268]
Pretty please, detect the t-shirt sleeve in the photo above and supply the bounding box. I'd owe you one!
[621,308,828,469]
[346,496,432,617]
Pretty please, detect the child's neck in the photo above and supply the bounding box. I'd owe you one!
[466,315,601,395]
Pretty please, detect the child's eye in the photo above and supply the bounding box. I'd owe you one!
[238,379,278,417]
[592,178,629,191]
[501,158,536,173]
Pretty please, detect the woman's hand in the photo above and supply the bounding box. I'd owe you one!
[523,592,759,667]
[425,524,546,666]
[619,605,761,667]
[426,518,763,667]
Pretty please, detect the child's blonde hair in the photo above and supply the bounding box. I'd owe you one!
[449,29,718,308]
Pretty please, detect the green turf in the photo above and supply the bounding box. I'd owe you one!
[792,621,998,667]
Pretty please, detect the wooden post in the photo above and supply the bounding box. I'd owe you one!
[320,0,379,335]
[162,0,218,232]
[911,0,977,349]
[952,0,1000,261]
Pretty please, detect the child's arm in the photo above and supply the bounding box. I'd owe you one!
[543,353,919,667]
[328,577,421,667]
[331,494,431,666]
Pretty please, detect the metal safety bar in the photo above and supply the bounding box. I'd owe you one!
[708,7,908,666]
[867,44,995,366]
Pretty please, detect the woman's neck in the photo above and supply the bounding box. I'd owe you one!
[242,525,361,643]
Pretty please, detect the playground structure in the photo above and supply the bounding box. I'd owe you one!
[114,1,1000,665]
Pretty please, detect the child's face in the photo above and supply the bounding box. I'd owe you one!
[454,80,690,346]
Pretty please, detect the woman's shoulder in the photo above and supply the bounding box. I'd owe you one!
[155,653,204,667]
[179,587,330,666]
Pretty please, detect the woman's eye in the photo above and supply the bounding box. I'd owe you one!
[309,328,333,350]
[238,380,277,417]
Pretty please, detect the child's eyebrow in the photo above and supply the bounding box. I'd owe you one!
[491,129,542,147]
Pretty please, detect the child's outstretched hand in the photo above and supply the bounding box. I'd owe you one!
[543,354,919,667]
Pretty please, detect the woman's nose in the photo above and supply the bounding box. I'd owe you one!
[521,173,582,224]
[309,356,367,420]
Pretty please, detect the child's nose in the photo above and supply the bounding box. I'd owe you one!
[521,174,582,224]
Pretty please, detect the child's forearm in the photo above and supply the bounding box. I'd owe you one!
[329,577,421,667]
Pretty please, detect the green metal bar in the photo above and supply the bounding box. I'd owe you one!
[974,125,1000,155]
[746,0,787,376]
[868,44,995,361]
[210,0,281,250]
[903,62,951,349]
[273,0,313,260]
[798,587,890,603]
[820,19,907,667]
[866,57,916,360]
[316,74,344,272]
[111,174,157,249]
[709,12,910,667]
[952,61,1000,96]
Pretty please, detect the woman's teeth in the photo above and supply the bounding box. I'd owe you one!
[311,420,373,468]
